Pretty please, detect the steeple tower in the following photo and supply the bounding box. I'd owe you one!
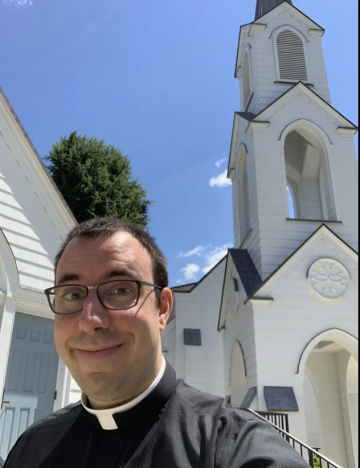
[229,0,358,279]
[255,0,292,20]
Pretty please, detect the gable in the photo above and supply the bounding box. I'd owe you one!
[254,1,324,32]
[0,86,76,293]
[253,83,358,131]
[249,225,358,302]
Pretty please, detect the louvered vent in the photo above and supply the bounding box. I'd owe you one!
[242,52,251,109]
[277,29,308,81]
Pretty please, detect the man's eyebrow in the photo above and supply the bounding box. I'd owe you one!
[106,269,138,280]
[56,273,79,285]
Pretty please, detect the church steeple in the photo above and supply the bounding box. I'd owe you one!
[255,0,292,20]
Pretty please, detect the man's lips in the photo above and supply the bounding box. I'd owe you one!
[75,344,123,360]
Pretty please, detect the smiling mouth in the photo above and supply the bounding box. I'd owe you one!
[76,344,123,360]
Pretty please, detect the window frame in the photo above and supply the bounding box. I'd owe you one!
[274,26,310,84]
[241,46,253,111]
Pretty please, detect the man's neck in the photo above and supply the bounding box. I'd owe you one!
[81,357,167,430]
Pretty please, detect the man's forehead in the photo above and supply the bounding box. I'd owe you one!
[59,232,152,270]
[67,232,135,253]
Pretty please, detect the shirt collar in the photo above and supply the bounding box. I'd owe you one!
[81,358,167,430]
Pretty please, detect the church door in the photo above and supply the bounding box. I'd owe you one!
[0,313,59,461]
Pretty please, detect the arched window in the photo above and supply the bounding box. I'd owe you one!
[284,128,336,221]
[276,29,308,81]
[287,184,296,219]
[230,341,247,408]
[241,50,252,110]
[237,147,251,243]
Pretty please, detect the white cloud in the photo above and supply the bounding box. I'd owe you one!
[177,243,232,284]
[209,170,231,188]
[181,263,201,281]
[179,245,206,258]
[202,244,231,274]
[215,158,227,168]
[4,0,33,6]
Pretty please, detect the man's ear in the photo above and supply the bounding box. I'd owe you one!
[158,288,173,331]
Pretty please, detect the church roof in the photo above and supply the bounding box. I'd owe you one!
[171,283,197,292]
[255,0,292,20]
[229,249,262,297]
[235,112,256,122]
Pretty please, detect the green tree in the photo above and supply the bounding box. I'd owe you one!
[45,132,151,227]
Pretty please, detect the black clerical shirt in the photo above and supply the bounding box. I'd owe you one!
[4,364,309,468]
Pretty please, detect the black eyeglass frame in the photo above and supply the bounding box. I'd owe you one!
[44,279,162,315]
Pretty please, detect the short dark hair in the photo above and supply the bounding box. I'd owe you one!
[54,218,169,299]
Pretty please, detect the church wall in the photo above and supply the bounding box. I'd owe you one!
[0,94,77,415]
[222,278,256,399]
[161,319,176,369]
[306,352,349,467]
[250,236,358,443]
[172,260,226,397]
[0,104,74,293]
[303,373,322,450]
[245,9,331,116]
[232,121,264,279]
[336,351,358,468]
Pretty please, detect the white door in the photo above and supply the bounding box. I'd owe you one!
[0,313,59,460]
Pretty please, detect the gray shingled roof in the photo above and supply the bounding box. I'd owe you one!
[229,249,263,297]
[236,112,256,122]
[255,0,292,20]
[171,283,197,293]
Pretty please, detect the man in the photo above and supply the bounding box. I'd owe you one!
[4,218,310,467]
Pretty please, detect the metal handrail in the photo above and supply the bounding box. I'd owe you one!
[246,409,342,468]
[256,411,290,433]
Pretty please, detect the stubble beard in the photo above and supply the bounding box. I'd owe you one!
[71,345,160,406]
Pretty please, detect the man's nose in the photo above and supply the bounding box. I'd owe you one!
[78,289,111,333]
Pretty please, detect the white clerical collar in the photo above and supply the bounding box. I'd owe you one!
[81,357,166,430]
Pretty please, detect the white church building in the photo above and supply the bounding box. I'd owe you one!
[167,1,358,467]
[0,0,358,466]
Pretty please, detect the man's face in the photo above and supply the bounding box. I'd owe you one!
[54,231,172,409]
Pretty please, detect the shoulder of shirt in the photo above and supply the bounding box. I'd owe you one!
[173,379,259,424]
[21,401,83,434]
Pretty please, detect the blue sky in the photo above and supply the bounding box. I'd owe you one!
[0,0,358,286]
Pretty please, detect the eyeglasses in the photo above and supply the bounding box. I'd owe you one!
[44,279,162,315]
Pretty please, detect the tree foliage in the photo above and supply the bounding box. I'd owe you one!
[45,132,151,227]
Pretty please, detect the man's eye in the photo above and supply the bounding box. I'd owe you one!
[63,291,83,301]
[111,287,132,296]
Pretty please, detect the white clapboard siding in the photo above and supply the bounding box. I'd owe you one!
[171,260,226,397]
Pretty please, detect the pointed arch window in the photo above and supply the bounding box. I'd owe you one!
[276,29,308,82]
[284,128,336,221]
[237,147,251,243]
[241,49,252,111]
[287,184,297,219]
